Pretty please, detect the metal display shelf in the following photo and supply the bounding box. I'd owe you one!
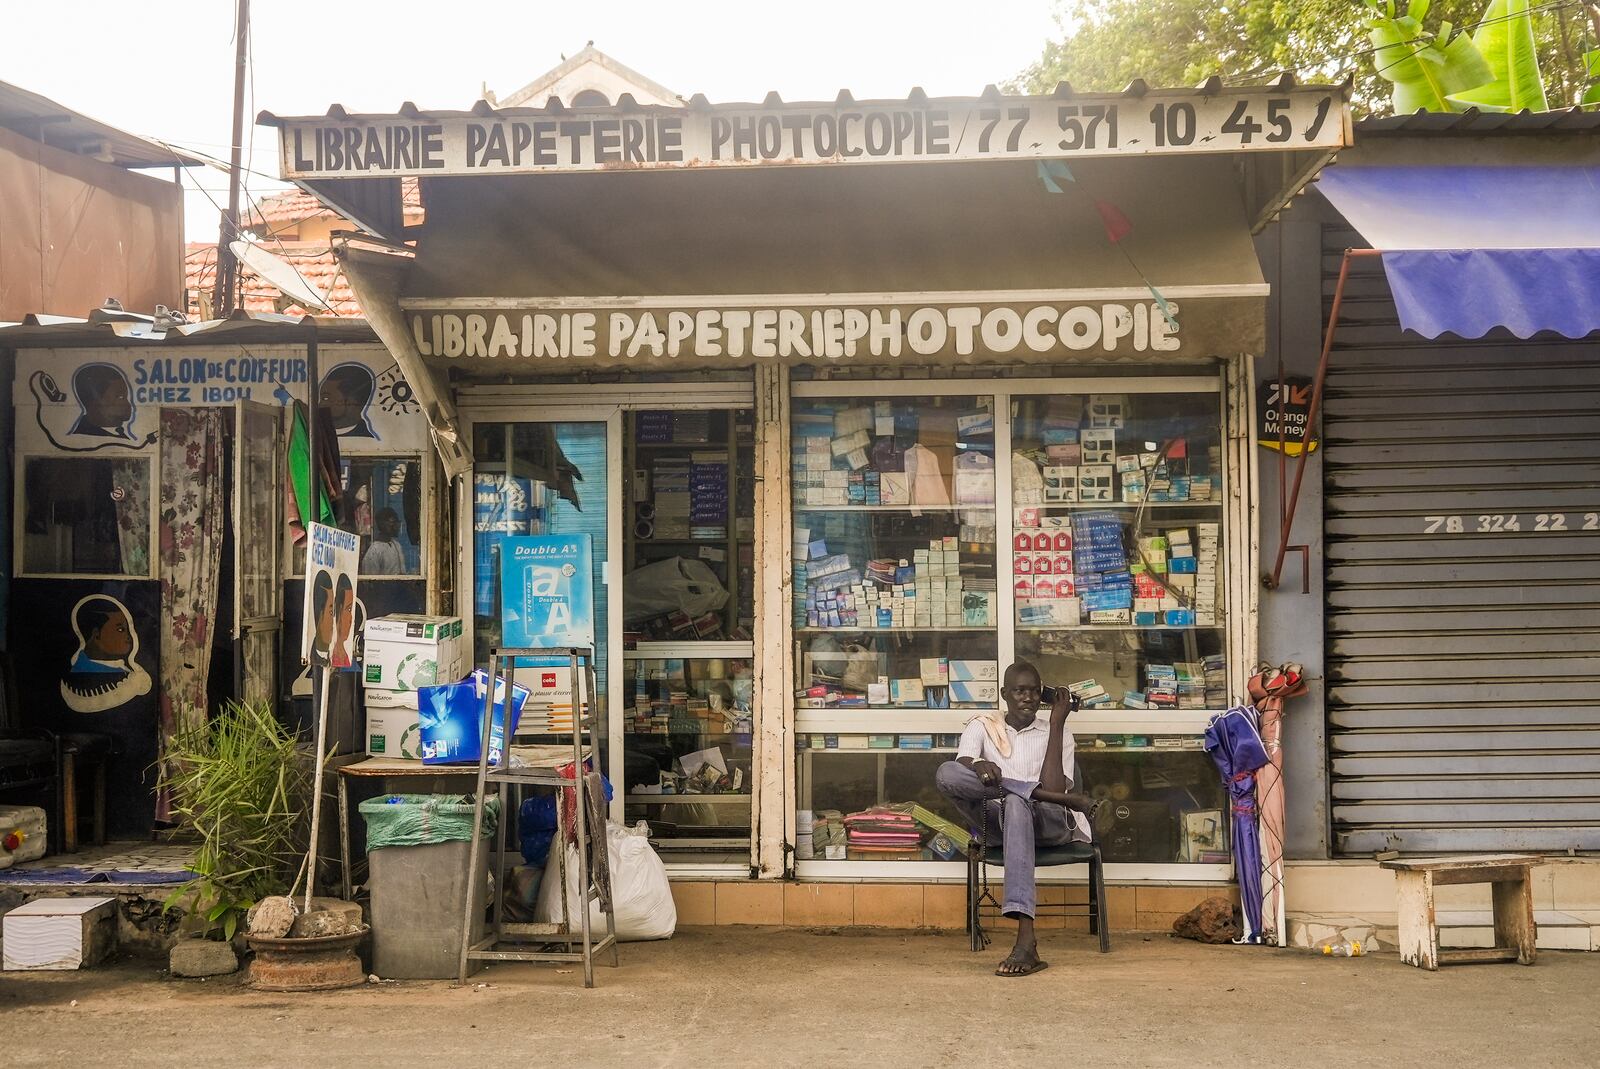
[458,647,617,989]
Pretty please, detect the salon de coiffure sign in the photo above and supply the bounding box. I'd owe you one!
[276,89,1346,178]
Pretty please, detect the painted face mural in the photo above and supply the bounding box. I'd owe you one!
[61,594,153,713]
[319,363,378,439]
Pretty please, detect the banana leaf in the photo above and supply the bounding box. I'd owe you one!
[1366,0,1493,113]
[1451,0,1549,112]
[1582,49,1600,106]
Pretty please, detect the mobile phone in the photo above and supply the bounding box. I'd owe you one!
[1041,686,1078,712]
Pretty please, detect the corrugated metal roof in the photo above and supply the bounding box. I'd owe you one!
[1356,107,1600,135]
[0,307,376,347]
[257,73,1339,125]
[0,80,202,168]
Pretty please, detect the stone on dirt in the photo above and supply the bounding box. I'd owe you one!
[247,896,297,939]
[169,938,238,977]
[1171,896,1242,944]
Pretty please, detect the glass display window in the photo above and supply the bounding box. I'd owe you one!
[792,394,1001,723]
[792,378,1236,879]
[797,731,1230,867]
[21,455,153,576]
[1009,390,1226,713]
[622,644,753,858]
[289,455,426,578]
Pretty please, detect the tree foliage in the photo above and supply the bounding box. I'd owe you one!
[1011,0,1597,114]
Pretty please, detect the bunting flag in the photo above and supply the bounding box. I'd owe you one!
[1034,159,1179,332]
[1094,199,1134,244]
[1036,159,1076,193]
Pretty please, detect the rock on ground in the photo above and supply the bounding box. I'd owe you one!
[169,938,238,977]
[1171,896,1242,944]
[246,896,296,939]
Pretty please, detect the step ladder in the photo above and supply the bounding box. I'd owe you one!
[456,647,618,988]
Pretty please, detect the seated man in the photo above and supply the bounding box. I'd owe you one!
[936,661,1096,977]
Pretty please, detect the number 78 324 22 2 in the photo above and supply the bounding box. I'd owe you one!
[1422,513,1599,534]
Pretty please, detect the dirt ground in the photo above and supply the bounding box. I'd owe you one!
[4,927,1596,1068]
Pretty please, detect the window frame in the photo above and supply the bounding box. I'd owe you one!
[14,450,159,581]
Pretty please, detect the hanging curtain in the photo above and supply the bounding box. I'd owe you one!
[110,457,151,576]
[156,408,226,817]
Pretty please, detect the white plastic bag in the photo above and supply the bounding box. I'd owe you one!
[535,821,677,941]
[622,557,728,623]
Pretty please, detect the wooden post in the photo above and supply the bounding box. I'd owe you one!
[303,664,332,912]
[1394,869,1439,971]
[750,364,793,878]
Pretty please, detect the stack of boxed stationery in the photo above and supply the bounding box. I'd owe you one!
[362,614,467,758]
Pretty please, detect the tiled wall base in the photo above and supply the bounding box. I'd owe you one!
[669,880,1239,931]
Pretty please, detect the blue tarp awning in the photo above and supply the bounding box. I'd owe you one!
[1316,165,1600,340]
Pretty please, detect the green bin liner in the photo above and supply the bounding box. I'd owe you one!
[359,793,500,850]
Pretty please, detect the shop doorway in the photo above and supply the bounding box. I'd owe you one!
[459,382,756,874]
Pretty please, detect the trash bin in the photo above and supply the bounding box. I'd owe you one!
[359,794,499,979]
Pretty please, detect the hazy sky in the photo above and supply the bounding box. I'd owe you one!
[3,0,1063,238]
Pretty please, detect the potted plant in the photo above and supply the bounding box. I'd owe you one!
[159,700,309,963]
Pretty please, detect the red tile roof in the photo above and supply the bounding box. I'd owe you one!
[185,242,364,319]
[245,176,422,231]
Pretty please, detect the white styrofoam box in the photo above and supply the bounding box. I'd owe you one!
[3,896,117,970]
[948,660,998,683]
[0,805,48,869]
[949,681,999,704]
[362,614,467,691]
[364,693,422,760]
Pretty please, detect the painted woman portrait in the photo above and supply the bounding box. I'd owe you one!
[310,569,335,665]
[61,594,153,713]
[331,574,355,668]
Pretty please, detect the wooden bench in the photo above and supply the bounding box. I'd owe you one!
[1380,854,1542,970]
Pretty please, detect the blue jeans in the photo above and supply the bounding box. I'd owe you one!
[936,760,1077,920]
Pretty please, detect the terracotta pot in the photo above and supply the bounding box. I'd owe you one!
[246,927,368,991]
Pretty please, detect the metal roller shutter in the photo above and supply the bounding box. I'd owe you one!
[1321,225,1600,855]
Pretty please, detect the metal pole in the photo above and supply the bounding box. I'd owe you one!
[1267,248,1376,588]
[212,0,250,316]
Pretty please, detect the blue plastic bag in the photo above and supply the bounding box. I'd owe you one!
[418,668,531,766]
[518,768,614,866]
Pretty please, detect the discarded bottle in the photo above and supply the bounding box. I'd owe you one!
[1320,938,1364,957]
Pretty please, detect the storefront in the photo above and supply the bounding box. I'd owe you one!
[265,83,1351,896]
[1,313,437,835]
[1258,117,1600,872]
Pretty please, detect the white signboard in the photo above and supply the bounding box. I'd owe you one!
[13,344,428,454]
[277,90,1347,179]
[302,521,360,667]
[396,292,1279,367]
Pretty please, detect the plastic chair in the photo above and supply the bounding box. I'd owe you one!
[965,760,1110,954]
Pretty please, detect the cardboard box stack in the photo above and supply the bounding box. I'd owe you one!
[362,614,467,758]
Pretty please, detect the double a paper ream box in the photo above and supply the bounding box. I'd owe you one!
[363,615,467,691]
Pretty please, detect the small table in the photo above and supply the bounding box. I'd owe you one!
[1380,854,1542,970]
[333,749,590,900]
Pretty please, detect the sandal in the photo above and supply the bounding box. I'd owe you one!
[996,952,1050,978]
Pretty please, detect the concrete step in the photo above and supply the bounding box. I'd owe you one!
[1288,910,1600,952]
